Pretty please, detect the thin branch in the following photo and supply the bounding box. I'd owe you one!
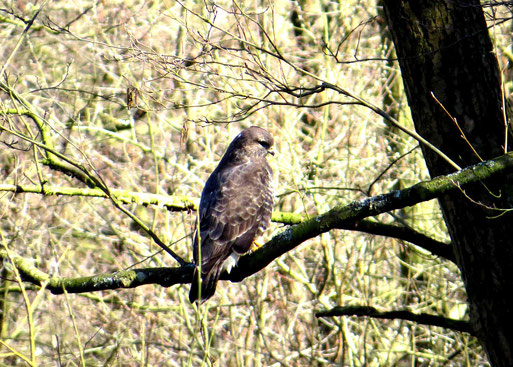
[321,82,462,171]
[165,2,462,171]
[366,146,418,196]
[1,102,188,265]
[315,305,473,335]
[431,92,483,162]
[0,1,45,77]
[0,184,198,212]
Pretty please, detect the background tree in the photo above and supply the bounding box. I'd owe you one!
[1,0,511,365]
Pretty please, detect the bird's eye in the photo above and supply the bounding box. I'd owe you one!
[258,140,270,149]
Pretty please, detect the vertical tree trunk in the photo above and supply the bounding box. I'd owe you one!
[382,1,513,365]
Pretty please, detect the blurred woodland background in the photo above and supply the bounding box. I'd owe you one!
[1,0,512,366]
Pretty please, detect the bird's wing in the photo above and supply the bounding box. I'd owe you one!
[194,159,273,273]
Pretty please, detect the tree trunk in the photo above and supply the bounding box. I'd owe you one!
[382,1,513,365]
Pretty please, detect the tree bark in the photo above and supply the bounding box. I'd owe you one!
[382,1,513,365]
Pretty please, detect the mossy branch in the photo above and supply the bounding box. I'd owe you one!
[0,181,301,221]
[1,83,112,190]
[3,152,513,294]
[228,152,513,280]
[0,184,197,212]
[0,249,194,295]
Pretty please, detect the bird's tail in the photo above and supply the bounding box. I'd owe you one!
[189,267,221,303]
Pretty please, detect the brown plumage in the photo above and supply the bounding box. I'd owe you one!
[189,126,274,303]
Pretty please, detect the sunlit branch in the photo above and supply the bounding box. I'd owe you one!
[0,184,197,212]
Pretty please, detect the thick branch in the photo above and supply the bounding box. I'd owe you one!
[4,152,513,294]
[0,249,194,295]
[229,152,513,281]
[315,305,473,335]
[346,219,454,262]
[272,213,454,261]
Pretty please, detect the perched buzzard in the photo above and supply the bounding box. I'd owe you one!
[189,126,274,303]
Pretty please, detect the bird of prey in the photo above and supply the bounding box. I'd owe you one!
[189,126,274,303]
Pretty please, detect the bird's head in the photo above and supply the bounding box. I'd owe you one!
[224,126,274,163]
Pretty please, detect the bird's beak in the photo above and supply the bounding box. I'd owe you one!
[268,150,275,156]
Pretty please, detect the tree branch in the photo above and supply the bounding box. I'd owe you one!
[346,219,454,262]
[3,152,513,294]
[0,249,195,295]
[0,184,197,212]
[315,305,473,335]
[228,151,513,280]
